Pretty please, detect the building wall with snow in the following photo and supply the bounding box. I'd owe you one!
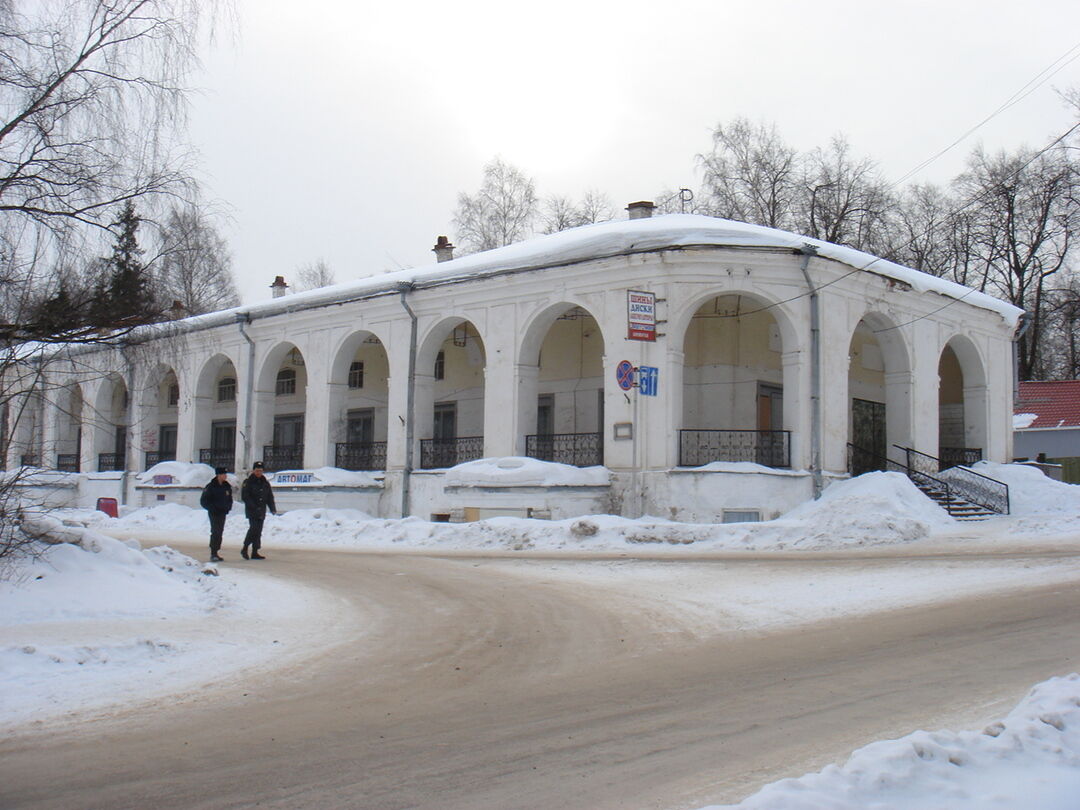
[3,214,1023,522]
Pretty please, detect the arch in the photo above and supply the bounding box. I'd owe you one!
[846,310,914,473]
[327,329,391,470]
[671,288,802,361]
[252,342,308,471]
[415,318,487,468]
[90,373,128,470]
[135,363,180,469]
[55,382,84,471]
[517,302,606,465]
[193,353,240,471]
[937,333,989,463]
[677,290,800,468]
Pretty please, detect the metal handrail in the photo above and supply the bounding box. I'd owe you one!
[56,453,80,473]
[895,445,1009,515]
[335,441,388,471]
[420,436,484,469]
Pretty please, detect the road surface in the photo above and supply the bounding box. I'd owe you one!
[4,544,1080,809]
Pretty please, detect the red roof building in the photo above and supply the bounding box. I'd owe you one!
[1014,381,1080,431]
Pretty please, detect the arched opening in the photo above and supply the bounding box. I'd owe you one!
[7,388,43,467]
[416,320,486,468]
[140,366,179,469]
[92,374,128,471]
[938,337,988,467]
[846,314,912,474]
[254,344,308,471]
[194,354,240,472]
[55,384,83,471]
[680,293,791,467]
[520,305,604,466]
[329,331,390,470]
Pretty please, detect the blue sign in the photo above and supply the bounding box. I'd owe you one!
[616,360,636,391]
[638,366,659,396]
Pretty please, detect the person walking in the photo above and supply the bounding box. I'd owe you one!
[240,461,276,560]
[200,467,233,563]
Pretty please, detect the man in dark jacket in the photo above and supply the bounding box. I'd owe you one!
[200,467,233,562]
[240,461,276,560]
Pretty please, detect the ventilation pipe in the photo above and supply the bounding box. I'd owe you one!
[270,276,289,298]
[432,236,455,263]
[626,200,655,219]
[798,244,822,498]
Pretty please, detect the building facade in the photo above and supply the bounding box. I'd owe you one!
[3,211,1024,522]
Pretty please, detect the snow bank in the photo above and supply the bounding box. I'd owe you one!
[444,457,609,487]
[970,461,1080,517]
[137,461,220,487]
[270,466,382,487]
[703,673,1080,810]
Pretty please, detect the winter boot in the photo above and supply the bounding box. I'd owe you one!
[251,552,266,560]
[241,546,249,560]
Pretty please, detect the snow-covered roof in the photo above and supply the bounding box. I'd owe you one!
[1014,380,1080,431]
[46,214,1025,351]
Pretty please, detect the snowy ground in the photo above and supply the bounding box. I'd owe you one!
[3,460,1080,807]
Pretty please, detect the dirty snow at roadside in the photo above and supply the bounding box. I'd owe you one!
[701,674,1080,810]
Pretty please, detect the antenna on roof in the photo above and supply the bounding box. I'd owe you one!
[679,188,694,213]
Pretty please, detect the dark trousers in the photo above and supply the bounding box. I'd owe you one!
[208,512,227,554]
[244,518,264,552]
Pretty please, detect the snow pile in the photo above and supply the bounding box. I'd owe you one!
[1013,412,1039,429]
[137,461,220,487]
[0,534,224,624]
[763,472,955,547]
[970,461,1080,517]
[444,457,609,487]
[703,673,1080,810]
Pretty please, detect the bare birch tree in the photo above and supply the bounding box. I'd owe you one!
[453,158,537,253]
[294,259,336,292]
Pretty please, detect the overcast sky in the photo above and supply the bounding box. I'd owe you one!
[186,0,1080,303]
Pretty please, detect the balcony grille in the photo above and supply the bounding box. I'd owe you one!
[199,448,234,472]
[335,442,387,471]
[262,444,304,471]
[420,436,484,469]
[678,429,791,468]
[525,432,603,467]
[97,453,125,472]
[56,454,80,473]
[145,450,176,469]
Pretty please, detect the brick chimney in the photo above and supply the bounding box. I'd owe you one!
[433,236,455,263]
[626,201,656,220]
[270,275,289,298]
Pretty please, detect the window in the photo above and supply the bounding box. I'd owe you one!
[211,421,235,450]
[537,394,554,436]
[348,361,364,389]
[273,414,304,447]
[167,383,180,407]
[434,402,456,440]
[434,351,445,381]
[347,409,374,444]
[217,377,236,402]
[276,368,296,396]
[159,424,178,455]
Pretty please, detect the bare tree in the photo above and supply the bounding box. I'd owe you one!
[294,259,336,292]
[698,118,799,230]
[453,158,537,253]
[956,145,1079,379]
[540,190,615,234]
[797,135,894,252]
[151,205,238,315]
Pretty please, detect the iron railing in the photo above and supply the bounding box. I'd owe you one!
[525,432,603,467]
[846,442,968,513]
[679,429,791,468]
[199,448,234,472]
[97,453,125,472]
[19,454,40,467]
[145,450,175,469]
[420,436,484,469]
[897,445,1008,515]
[56,453,80,473]
[262,444,304,471]
[335,441,387,471]
[939,446,983,470]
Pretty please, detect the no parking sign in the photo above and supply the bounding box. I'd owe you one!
[616,360,635,391]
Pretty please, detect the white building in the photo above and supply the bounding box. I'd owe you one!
[3,207,1024,522]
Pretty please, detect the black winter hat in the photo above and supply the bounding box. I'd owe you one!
[215,467,228,475]
[252,461,264,470]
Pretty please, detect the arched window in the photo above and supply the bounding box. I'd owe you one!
[217,377,236,402]
[168,383,180,406]
[276,368,296,396]
[434,351,445,381]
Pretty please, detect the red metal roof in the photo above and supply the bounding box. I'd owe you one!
[1015,381,1080,430]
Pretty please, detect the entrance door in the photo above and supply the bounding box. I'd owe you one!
[433,402,457,440]
[852,398,887,473]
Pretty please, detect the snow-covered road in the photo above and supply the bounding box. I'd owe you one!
[4,540,1080,809]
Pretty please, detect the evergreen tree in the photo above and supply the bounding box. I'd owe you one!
[104,201,155,322]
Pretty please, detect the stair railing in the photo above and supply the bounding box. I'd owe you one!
[846,443,963,516]
[894,445,1009,515]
